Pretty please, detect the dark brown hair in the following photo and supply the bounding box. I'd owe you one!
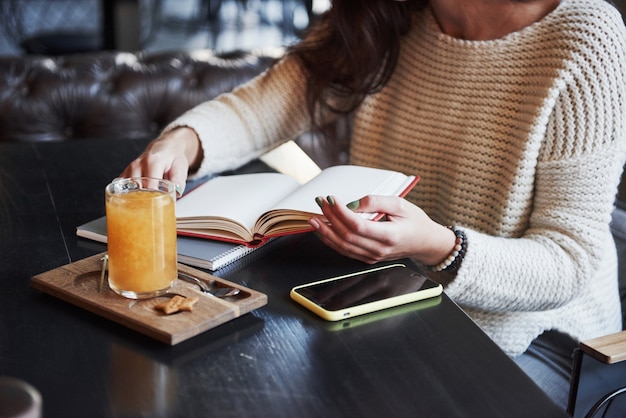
[288,0,427,126]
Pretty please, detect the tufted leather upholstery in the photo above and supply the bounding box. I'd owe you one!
[0,49,281,142]
[0,48,351,168]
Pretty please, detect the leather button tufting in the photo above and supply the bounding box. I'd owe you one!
[0,49,351,168]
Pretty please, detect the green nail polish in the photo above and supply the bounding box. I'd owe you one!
[315,196,324,208]
[346,200,359,210]
[327,196,335,207]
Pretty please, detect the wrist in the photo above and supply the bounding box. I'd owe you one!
[167,127,203,171]
[426,226,467,272]
[417,224,456,265]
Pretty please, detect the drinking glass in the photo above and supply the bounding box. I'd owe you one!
[105,177,177,299]
[0,377,42,418]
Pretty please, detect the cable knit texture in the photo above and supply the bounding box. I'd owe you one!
[168,0,626,357]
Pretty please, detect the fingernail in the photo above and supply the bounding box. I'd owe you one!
[315,196,324,208]
[175,184,184,197]
[327,196,335,207]
[346,200,359,210]
[309,218,321,230]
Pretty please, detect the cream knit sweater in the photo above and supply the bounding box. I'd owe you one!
[167,0,626,357]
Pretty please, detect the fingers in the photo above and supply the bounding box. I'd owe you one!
[310,215,379,264]
[168,159,189,196]
[310,194,427,264]
[323,195,405,243]
[311,196,392,263]
[347,195,408,220]
[121,153,168,179]
[119,129,199,196]
[121,154,188,197]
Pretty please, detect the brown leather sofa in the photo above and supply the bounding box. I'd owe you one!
[0,48,350,169]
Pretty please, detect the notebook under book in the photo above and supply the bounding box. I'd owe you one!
[76,216,263,271]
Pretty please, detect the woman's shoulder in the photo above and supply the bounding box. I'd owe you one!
[559,0,623,17]
[542,0,626,70]
[550,0,626,39]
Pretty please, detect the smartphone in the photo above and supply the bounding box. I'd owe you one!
[290,263,443,321]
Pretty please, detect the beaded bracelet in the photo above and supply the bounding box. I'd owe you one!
[427,226,467,272]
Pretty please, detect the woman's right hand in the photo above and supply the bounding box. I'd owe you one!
[121,127,203,195]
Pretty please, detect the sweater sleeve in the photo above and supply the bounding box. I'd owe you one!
[445,6,626,312]
[163,55,312,178]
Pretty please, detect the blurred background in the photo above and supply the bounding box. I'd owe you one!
[0,0,331,56]
[0,0,624,57]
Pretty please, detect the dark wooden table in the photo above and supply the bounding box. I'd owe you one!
[0,138,568,417]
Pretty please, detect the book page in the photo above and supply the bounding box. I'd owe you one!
[270,165,415,215]
[176,173,301,230]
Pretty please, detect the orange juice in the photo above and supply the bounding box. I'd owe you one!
[105,179,177,299]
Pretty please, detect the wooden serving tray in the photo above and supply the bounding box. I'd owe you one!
[31,252,267,345]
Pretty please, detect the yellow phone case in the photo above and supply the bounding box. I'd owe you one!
[290,264,443,321]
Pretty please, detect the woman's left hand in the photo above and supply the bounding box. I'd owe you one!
[309,195,455,265]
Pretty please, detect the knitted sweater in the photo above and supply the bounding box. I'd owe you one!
[167,0,626,357]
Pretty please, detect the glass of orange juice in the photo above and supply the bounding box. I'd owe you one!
[105,177,177,299]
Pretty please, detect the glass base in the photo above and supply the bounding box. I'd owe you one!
[111,285,172,300]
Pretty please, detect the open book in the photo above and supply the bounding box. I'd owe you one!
[176,165,419,247]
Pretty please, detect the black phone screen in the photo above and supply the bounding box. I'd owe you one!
[292,265,439,311]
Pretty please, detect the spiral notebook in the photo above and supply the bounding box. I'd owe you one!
[76,216,262,271]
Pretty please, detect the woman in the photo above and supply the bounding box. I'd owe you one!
[123,0,626,408]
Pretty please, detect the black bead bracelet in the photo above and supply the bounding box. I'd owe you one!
[427,226,467,272]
